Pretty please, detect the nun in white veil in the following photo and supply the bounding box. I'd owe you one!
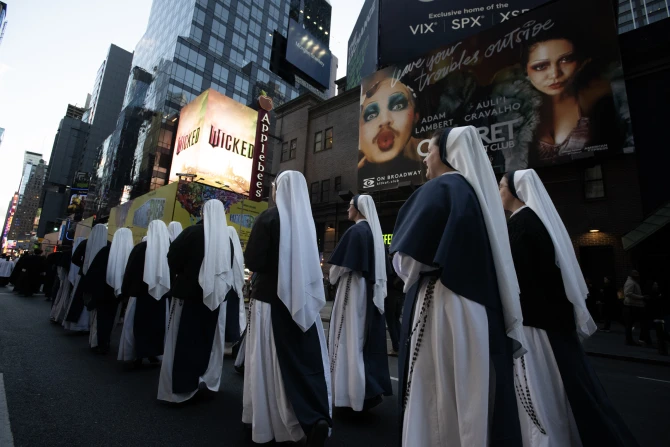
[501,169,639,447]
[158,200,232,403]
[243,171,331,447]
[390,126,526,447]
[167,221,183,242]
[327,194,392,412]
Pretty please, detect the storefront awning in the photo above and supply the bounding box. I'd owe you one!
[622,201,670,250]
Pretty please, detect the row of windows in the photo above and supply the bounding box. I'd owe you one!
[310,176,342,204]
[314,128,333,153]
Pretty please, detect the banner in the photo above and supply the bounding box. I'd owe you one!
[378,0,550,67]
[249,93,273,201]
[346,0,379,90]
[358,0,634,191]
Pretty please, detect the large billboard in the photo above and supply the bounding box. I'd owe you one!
[358,0,634,191]
[169,89,258,194]
[346,0,379,90]
[286,19,332,89]
[378,0,550,67]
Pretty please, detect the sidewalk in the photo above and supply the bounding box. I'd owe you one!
[321,300,670,366]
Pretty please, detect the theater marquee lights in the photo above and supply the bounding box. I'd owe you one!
[169,89,258,194]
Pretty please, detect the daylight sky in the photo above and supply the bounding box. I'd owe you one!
[0,0,363,226]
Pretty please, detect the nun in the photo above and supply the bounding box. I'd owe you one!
[168,221,183,242]
[390,126,526,447]
[224,226,246,356]
[54,238,84,325]
[49,245,73,323]
[158,200,231,403]
[0,254,14,286]
[500,169,639,447]
[119,221,170,366]
[243,170,331,447]
[63,229,98,333]
[328,194,392,412]
[78,225,118,354]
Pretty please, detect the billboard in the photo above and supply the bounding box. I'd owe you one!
[286,19,332,88]
[378,0,550,67]
[169,89,258,195]
[358,0,634,192]
[346,0,379,90]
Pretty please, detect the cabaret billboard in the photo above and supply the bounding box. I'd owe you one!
[169,88,258,195]
[358,0,634,192]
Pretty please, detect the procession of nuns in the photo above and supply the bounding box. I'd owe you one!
[44,126,639,447]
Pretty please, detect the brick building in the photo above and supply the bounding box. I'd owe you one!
[270,85,644,290]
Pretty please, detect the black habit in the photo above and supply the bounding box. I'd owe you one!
[16,254,46,296]
[245,206,332,434]
[121,241,167,360]
[64,239,88,322]
[328,221,393,404]
[508,207,639,446]
[79,243,118,350]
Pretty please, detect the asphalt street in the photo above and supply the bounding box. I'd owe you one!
[1,288,669,447]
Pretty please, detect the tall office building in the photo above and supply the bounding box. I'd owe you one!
[0,2,7,48]
[87,0,335,217]
[37,45,132,236]
[8,154,47,245]
[618,0,669,33]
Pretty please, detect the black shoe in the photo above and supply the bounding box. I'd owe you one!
[306,419,329,447]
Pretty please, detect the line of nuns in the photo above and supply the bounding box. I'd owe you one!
[47,126,640,447]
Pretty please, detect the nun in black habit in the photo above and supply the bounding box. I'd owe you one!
[78,225,117,354]
[390,126,526,447]
[158,200,232,403]
[328,194,392,412]
[119,222,169,365]
[224,226,246,355]
[500,169,639,447]
[63,234,94,333]
[243,171,331,446]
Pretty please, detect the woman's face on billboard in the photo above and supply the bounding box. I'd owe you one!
[526,39,579,96]
[360,79,418,164]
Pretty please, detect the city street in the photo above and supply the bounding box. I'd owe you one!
[1,288,669,447]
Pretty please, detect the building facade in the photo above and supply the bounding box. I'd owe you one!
[618,0,669,33]
[86,0,336,218]
[8,155,47,246]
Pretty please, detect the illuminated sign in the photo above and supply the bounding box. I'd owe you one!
[169,89,258,194]
[286,19,332,88]
[250,92,274,201]
[383,233,393,245]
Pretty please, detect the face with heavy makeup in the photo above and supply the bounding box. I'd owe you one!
[360,78,419,164]
[525,38,581,97]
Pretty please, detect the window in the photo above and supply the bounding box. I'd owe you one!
[235,18,248,34]
[320,180,330,203]
[247,35,260,51]
[325,127,333,150]
[281,142,289,162]
[237,2,250,17]
[251,6,263,21]
[232,33,246,51]
[209,36,225,55]
[310,182,319,204]
[214,3,229,21]
[213,63,228,83]
[584,165,605,199]
[334,176,341,192]
[290,139,297,159]
[235,75,250,93]
[249,20,262,36]
[314,131,323,152]
[212,19,227,39]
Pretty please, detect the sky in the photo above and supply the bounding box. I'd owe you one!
[0,0,364,228]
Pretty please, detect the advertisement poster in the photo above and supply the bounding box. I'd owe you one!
[378,0,550,67]
[67,192,87,221]
[346,0,379,90]
[358,0,634,191]
[286,19,333,88]
[169,88,258,195]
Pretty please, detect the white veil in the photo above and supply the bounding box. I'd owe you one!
[83,224,108,275]
[106,228,134,297]
[445,126,527,358]
[198,199,233,310]
[356,195,387,312]
[143,220,171,300]
[168,221,183,242]
[276,171,326,332]
[68,236,86,285]
[228,226,247,334]
[513,169,597,339]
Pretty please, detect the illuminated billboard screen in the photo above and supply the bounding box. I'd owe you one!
[286,19,332,88]
[169,89,258,194]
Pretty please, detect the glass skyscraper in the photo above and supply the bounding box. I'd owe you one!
[618,0,669,33]
[88,0,334,217]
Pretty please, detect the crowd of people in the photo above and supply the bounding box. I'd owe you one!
[3,126,651,446]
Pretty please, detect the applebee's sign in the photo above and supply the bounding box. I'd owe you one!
[249,92,273,201]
